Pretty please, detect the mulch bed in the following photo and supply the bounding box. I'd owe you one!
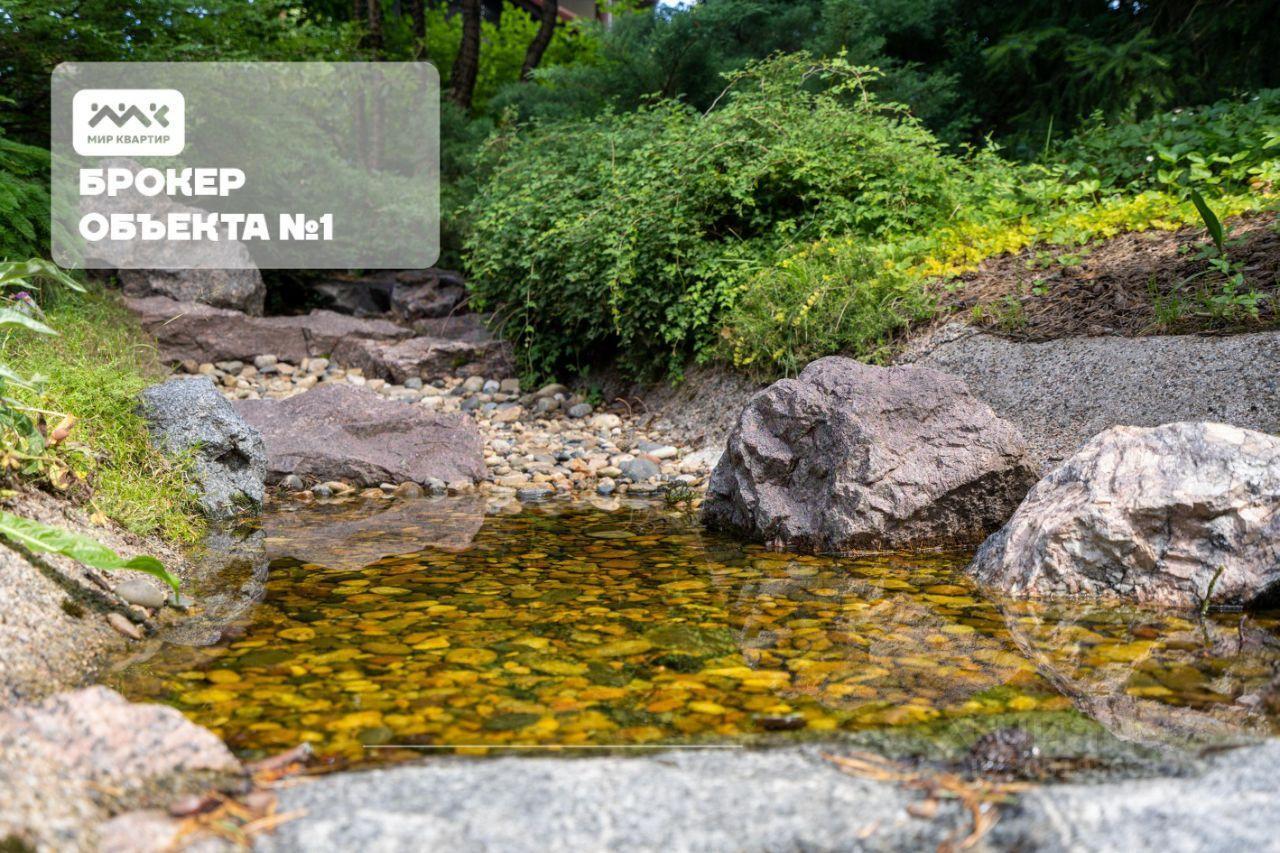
[931,211,1280,340]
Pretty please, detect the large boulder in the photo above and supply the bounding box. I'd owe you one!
[125,296,411,364]
[969,422,1280,608]
[703,357,1038,551]
[233,383,485,486]
[119,267,265,315]
[140,376,267,519]
[0,687,244,851]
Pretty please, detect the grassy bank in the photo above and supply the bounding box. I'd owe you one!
[0,286,202,542]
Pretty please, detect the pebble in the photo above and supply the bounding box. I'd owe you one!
[597,477,616,496]
[280,474,305,491]
[516,486,555,502]
[619,457,662,482]
[115,578,167,610]
[394,479,424,499]
[567,403,593,419]
[107,612,143,640]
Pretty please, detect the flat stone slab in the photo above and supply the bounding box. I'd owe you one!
[897,323,1280,469]
[331,334,510,383]
[125,296,411,365]
[234,383,485,487]
[258,741,1280,852]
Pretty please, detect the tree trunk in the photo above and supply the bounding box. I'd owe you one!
[366,0,384,55]
[449,0,482,109]
[411,0,426,41]
[520,0,558,81]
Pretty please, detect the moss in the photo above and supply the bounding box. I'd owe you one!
[1,287,204,542]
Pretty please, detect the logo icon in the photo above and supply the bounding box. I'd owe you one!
[72,89,184,156]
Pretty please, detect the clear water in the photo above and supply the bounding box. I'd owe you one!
[113,498,1280,768]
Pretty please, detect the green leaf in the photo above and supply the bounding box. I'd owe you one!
[0,363,37,389]
[0,510,179,594]
[0,259,84,292]
[1188,188,1225,252]
[0,307,56,335]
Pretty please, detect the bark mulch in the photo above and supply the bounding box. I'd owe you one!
[931,211,1280,340]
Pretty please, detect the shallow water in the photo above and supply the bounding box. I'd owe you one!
[114,498,1280,767]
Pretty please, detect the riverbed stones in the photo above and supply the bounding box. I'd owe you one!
[968,422,1280,608]
[233,383,485,487]
[703,356,1038,551]
[0,687,244,851]
[140,376,267,519]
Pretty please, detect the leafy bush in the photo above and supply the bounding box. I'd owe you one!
[1051,90,1280,192]
[724,238,934,376]
[465,54,966,379]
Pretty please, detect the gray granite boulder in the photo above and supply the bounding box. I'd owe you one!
[140,376,266,519]
[233,383,485,486]
[703,356,1038,551]
[391,268,468,321]
[119,267,265,315]
[969,421,1280,608]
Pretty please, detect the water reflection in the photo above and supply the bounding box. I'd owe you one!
[1000,600,1280,747]
[114,500,1280,765]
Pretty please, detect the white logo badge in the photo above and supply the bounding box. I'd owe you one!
[72,89,185,157]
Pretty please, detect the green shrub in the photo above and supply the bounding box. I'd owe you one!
[724,238,934,376]
[465,53,966,379]
[1051,90,1280,192]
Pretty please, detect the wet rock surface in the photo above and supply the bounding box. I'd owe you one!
[899,323,1280,470]
[703,356,1039,551]
[140,376,267,519]
[263,495,487,571]
[234,383,486,487]
[0,687,244,851]
[970,422,1280,608]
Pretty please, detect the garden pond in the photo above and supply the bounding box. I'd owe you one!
[112,497,1280,769]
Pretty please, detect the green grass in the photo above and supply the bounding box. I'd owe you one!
[0,287,203,542]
